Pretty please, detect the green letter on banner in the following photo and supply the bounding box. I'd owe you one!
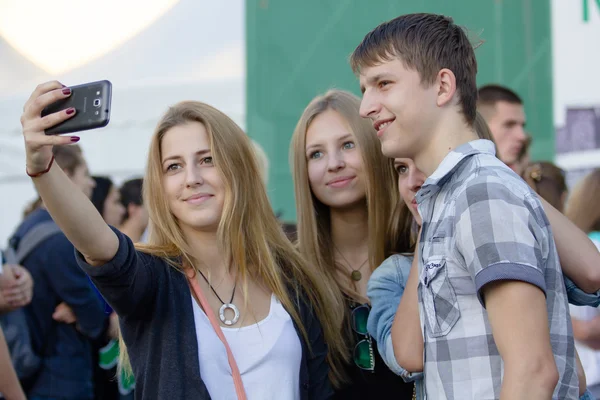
[583,0,600,22]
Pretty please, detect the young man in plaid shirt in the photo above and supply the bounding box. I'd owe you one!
[351,13,579,400]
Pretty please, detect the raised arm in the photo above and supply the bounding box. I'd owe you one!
[21,81,118,265]
[367,253,423,379]
[540,196,600,293]
[391,249,424,373]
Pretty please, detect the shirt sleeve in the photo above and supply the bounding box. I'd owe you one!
[454,178,549,307]
[75,227,159,320]
[366,255,423,382]
[43,234,107,339]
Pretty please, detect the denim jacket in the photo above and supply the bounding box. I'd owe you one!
[367,253,600,400]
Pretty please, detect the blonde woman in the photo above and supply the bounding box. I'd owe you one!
[20,81,342,400]
[290,89,414,399]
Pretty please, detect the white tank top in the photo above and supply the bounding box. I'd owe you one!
[191,293,302,400]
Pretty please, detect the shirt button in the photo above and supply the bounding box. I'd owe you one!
[302,382,309,390]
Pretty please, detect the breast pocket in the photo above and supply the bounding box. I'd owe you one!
[420,258,460,338]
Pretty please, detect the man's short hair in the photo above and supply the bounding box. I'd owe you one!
[120,178,143,220]
[477,84,523,108]
[350,13,479,125]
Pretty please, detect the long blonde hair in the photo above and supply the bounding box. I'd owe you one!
[566,169,600,233]
[290,89,401,383]
[120,101,343,384]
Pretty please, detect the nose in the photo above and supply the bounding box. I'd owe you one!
[515,125,527,144]
[407,168,425,192]
[185,164,204,187]
[359,91,379,119]
[327,151,345,172]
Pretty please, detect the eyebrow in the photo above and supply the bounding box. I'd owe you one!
[360,73,394,93]
[162,149,210,165]
[305,134,354,152]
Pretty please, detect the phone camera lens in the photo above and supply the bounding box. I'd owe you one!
[93,99,101,107]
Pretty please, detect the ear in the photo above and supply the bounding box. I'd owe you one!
[436,68,457,108]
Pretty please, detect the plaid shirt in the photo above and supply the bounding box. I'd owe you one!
[416,140,578,399]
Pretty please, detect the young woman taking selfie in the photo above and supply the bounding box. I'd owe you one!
[20,81,341,400]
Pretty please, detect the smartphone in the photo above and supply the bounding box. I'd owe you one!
[43,80,112,135]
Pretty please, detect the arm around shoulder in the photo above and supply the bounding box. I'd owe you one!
[540,196,600,293]
[367,254,423,380]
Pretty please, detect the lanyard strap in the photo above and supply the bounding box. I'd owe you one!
[187,270,247,400]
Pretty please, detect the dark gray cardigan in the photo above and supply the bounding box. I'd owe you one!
[77,229,333,400]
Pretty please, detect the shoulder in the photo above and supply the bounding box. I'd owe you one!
[368,254,413,290]
[454,165,539,213]
[36,231,73,258]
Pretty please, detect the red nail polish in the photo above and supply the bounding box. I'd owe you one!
[62,88,71,95]
[66,108,75,115]
[70,136,80,143]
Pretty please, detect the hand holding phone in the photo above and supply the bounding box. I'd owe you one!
[42,80,112,135]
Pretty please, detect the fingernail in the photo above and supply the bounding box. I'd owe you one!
[66,108,75,115]
[70,136,80,143]
[62,88,71,95]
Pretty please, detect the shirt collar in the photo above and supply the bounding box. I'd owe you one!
[416,139,496,201]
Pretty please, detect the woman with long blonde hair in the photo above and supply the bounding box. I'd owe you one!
[20,81,340,400]
[290,89,414,398]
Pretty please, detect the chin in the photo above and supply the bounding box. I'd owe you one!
[327,194,366,210]
[176,211,221,232]
[381,140,408,159]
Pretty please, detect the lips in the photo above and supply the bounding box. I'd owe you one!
[411,199,418,210]
[373,118,395,134]
[184,193,213,204]
[326,176,355,188]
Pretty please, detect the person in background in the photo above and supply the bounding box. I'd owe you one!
[9,144,107,400]
[0,264,33,315]
[523,162,568,212]
[0,326,26,400]
[91,176,126,228]
[119,178,148,243]
[477,84,528,170]
[513,135,532,177]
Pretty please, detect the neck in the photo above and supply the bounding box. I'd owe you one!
[182,227,229,278]
[119,219,146,243]
[413,114,478,177]
[330,203,369,261]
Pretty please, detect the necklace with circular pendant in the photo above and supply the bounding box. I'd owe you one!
[334,244,369,282]
[197,269,239,325]
[351,270,362,281]
[219,303,240,326]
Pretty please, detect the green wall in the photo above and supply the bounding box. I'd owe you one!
[247,0,553,222]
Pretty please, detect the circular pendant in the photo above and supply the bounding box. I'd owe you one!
[351,270,362,281]
[219,303,240,326]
